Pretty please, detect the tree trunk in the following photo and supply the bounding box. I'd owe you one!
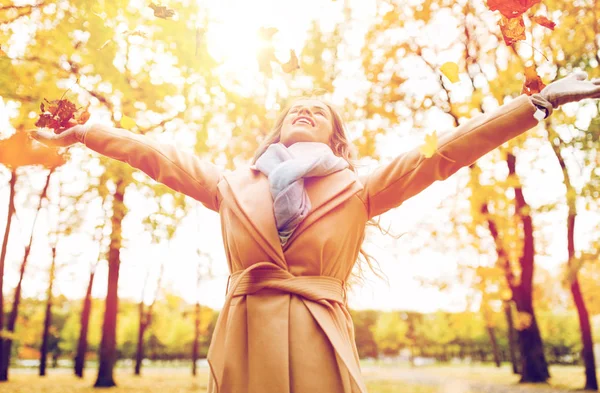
[479,182,521,375]
[549,134,598,390]
[0,170,51,381]
[485,325,501,367]
[192,302,200,376]
[39,246,57,376]
[507,153,550,383]
[504,301,520,374]
[74,269,95,378]
[94,179,126,388]
[134,302,146,376]
[0,170,16,375]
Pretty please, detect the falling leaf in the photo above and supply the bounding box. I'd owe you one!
[419,131,438,158]
[281,49,300,73]
[499,15,526,46]
[149,3,175,19]
[0,131,66,170]
[257,27,279,41]
[120,115,136,129]
[521,65,546,95]
[0,44,6,56]
[440,62,460,83]
[529,14,556,30]
[487,0,541,19]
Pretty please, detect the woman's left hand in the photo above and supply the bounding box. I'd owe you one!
[540,71,600,108]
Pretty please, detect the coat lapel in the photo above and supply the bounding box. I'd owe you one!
[219,166,364,264]
[220,168,287,269]
[283,168,363,248]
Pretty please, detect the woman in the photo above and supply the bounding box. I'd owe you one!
[31,71,600,393]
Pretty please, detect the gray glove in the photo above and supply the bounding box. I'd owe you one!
[532,71,600,119]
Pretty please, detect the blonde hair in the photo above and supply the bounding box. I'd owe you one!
[252,97,390,288]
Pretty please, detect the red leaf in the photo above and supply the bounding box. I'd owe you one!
[530,15,556,30]
[499,15,526,46]
[36,98,89,133]
[487,0,541,19]
[521,65,546,96]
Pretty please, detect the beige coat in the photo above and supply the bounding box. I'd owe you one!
[83,95,539,393]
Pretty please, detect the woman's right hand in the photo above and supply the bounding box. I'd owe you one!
[29,122,89,148]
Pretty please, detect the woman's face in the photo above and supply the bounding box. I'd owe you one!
[279,99,334,147]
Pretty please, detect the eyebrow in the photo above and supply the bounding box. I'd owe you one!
[290,105,328,112]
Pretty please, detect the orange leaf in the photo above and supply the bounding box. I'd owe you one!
[0,131,66,170]
[529,14,556,30]
[499,15,526,46]
[36,98,89,133]
[149,3,175,19]
[521,65,546,95]
[281,50,300,74]
[487,0,541,19]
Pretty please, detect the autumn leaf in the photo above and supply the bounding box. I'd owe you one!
[149,3,175,19]
[529,14,556,30]
[120,115,136,129]
[419,131,438,158]
[487,0,541,19]
[521,65,546,95]
[0,131,66,170]
[440,62,459,83]
[499,15,526,46]
[0,44,6,56]
[281,49,300,73]
[256,27,279,78]
[36,98,90,133]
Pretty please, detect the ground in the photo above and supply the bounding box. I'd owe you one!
[1,363,597,392]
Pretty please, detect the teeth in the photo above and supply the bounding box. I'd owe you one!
[296,119,311,125]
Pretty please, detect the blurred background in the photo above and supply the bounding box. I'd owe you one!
[0,0,599,391]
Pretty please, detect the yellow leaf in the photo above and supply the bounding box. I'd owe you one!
[515,311,533,330]
[120,115,136,129]
[440,62,460,83]
[419,131,438,158]
[281,49,300,73]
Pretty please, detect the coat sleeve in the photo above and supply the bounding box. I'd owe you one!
[359,94,540,219]
[82,124,222,212]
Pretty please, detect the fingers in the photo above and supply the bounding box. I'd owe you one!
[592,78,600,85]
[571,70,588,81]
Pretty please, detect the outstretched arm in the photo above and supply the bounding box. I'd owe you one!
[360,94,538,219]
[31,124,222,212]
[360,71,600,219]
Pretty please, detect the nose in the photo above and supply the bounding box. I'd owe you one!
[297,106,313,116]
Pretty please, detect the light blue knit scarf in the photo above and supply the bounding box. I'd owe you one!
[252,142,349,246]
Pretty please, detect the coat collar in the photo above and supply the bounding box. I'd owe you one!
[218,165,363,269]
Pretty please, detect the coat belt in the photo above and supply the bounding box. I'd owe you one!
[206,262,359,393]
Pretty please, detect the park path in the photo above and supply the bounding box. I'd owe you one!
[361,365,578,393]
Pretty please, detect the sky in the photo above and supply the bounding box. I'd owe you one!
[1,0,599,313]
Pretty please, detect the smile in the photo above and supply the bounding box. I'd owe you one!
[293,116,315,126]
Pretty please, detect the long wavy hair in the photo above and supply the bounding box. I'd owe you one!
[252,97,391,287]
